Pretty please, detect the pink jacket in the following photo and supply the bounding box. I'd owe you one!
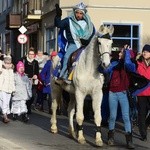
[137,61,150,96]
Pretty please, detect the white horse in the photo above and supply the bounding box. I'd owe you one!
[50,25,114,146]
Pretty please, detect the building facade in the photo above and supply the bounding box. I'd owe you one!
[0,0,150,59]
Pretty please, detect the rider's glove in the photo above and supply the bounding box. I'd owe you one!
[55,4,62,17]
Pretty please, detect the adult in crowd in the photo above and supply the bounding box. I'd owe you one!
[35,50,48,73]
[134,44,150,141]
[40,51,57,113]
[21,47,39,114]
[98,46,135,149]
[34,51,48,110]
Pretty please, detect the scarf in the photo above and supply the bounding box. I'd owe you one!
[69,12,94,40]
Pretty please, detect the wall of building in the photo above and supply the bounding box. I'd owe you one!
[59,0,150,50]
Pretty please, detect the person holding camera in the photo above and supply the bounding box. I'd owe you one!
[53,2,95,83]
[98,46,135,149]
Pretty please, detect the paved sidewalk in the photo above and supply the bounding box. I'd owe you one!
[0,137,25,150]
[0,109,150,150]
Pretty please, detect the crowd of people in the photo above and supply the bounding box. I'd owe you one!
[98,44,150,149]
[0,48,56,123]
[0,2,150,150]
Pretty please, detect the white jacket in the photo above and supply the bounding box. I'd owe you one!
[0,67,15,93]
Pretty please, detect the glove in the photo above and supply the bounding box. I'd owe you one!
[52,55,61,69]
[55,4,62,17]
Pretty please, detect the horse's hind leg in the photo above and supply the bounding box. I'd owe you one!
[51,90,62,133]
[75,89,86,144]
[91,90,103,147]
[68,94,76,139]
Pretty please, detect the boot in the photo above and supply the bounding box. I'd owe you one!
[22,113,29,123]
[13,114,18,121]
[125,132,135,149]
[3,114,10,123]
[108,130,115,145]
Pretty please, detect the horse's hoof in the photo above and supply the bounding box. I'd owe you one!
[78,139,86,144]
[50,128,58,134]
[96,140,103,147]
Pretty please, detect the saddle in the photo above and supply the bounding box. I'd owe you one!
[67,46,85,80]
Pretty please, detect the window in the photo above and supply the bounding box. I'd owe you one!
[2,0,7,11]
[12,0,21,13]
[46,27,55,54]
[7,0,11,8]
[23,2,28,17]
[0,1,2,13]
[104,23,140,52]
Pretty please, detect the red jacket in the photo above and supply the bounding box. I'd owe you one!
[137,61,150,96]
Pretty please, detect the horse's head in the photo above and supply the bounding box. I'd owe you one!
[97,25,114,68]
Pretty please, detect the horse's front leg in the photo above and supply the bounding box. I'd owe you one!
[75,89,86,144]
[68,93,76,139]
[50,97,58,133]
[91,89,103,147]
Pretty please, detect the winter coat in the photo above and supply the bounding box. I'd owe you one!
[12,73,32,101]
[21,57,39,79]
[98,50,135,91]
[136,61,150,96]
[54,15,95,59]
[35,55,47,73]
[40,60,52,94]
[0,67,15,93]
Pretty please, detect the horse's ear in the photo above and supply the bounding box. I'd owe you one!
[108,25,114,36]
[99,25,105,32]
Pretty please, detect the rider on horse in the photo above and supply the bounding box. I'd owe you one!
[53,2,95,84]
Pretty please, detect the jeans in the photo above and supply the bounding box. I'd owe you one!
[109,91,132,132]
[59,43,77,80]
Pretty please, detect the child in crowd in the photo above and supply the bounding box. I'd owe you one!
[0,55,15,123]
[11,61,32,122]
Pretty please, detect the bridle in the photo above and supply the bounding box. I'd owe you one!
[97,33,112,67]
[97,33,112,57]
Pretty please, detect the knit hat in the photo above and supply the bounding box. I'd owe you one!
[73,2,87,14]
[50,51,57,59]
[142,44,150,52]
[16,61,24,72]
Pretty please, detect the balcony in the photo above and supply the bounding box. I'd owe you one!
[6,14,21,29]
[23,1,43,21]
